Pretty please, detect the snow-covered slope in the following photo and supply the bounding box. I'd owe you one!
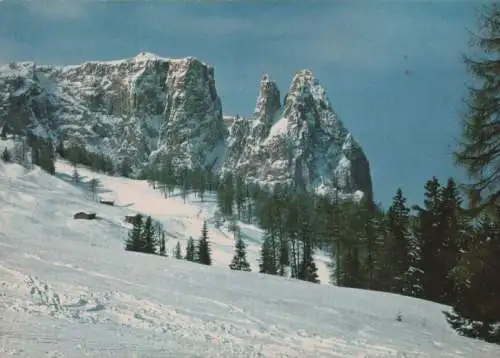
[1,160,499,357]
[0,53,371,198]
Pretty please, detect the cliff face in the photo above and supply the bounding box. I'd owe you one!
[223,70,372,200]
[0,53,372,200]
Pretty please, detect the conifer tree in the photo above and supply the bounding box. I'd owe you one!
[0,125,7,139]
[199,169,206,202]
[361,198,383,289]
[229,233,251,272]
[185,236,196,262]
[88,177,100,201]
[1,147,11,162]
[298,241,319,283]
[445,213,500,344]
[197,221,212,265]
[56,139,65,158]
[438,178,464,304]
[159,229,166,256]
[235,175,246,220]
[13,137,28,167]
[120,157,132,178]
[259,232,277,275]
[454,3,500,214]
[141,216,157,254]
[414,177,443,301]
[382,188,412,293]
[174,241,183,259]
[125,215,143,252]
[72,167,80,185]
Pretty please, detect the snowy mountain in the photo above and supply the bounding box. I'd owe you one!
[1,152,499,357]
[221,71,372,200]
[0,53,371,198]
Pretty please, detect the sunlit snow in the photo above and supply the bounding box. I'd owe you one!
[1,145,499,357]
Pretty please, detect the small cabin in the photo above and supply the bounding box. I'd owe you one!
[99,200,115,206]
[73,212,97,220]
[124,214,142,225]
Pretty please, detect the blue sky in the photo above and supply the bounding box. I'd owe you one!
[0,0,487,207]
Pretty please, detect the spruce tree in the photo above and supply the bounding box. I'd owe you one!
[445,213,500,344]
[454,3,500,214]
[38,140,55,175]
[414,177,443,301]
[235,175,246,220]
[259,232,277,275]
[72,167,80,185]
[298,241,319,283]
[56,139,65,158]
[382,188,412,294]
[120,157,132,177]
[125,215,143,252]
[174,241,183,259]
[438,178,464,304]
[197,221,212,265]
[0,125,7,139]
[185,236,196,261]
[141,216,157,254]
[1,147,11,162]
[159,230,166,256]
[229,233,251,272]
[88,177,100,201]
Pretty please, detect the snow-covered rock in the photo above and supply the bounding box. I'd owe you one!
[223,70,372,200]
[0,53,371,199]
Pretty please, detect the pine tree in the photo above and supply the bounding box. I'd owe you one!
[229,233,251,272]
[0,125,7,139]
[37,140,55,175]
[120,157,132,178]
[174,241,183,259]
[414,177,443,302]
[180,167,190,203]
[362,199,383,289]
[1,147,11,162]
[381,188,412,294]
[185,236,196,261]
[141,216,157,254]
[56,139,65,158]
[125,215,143,252]
[72,167,80,185]
[454,3,500,214]
[235,175,246,220]
[438,178,464,304]
[159,229,166,256]
[88,177,100,201]
[198,221,212,265]
[197,221,212,265]
[445,213,500,344]
[259,231,277,275]
[13,137,28,167]
[298,241,319,283]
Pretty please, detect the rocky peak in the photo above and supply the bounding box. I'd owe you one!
[154,56,226,169]
[254,73,280,117]
[226,69,372,200]
[0,54,372,199]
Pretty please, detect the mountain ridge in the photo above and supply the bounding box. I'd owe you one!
[0,52,372,200]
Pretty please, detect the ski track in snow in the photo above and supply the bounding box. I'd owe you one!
[0,154,499,357]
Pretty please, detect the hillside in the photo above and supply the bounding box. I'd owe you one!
[1,157,499,357]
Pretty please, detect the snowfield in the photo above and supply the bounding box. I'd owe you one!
[1,158,500,357]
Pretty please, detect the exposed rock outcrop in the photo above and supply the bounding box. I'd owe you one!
[0,53,372,199]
